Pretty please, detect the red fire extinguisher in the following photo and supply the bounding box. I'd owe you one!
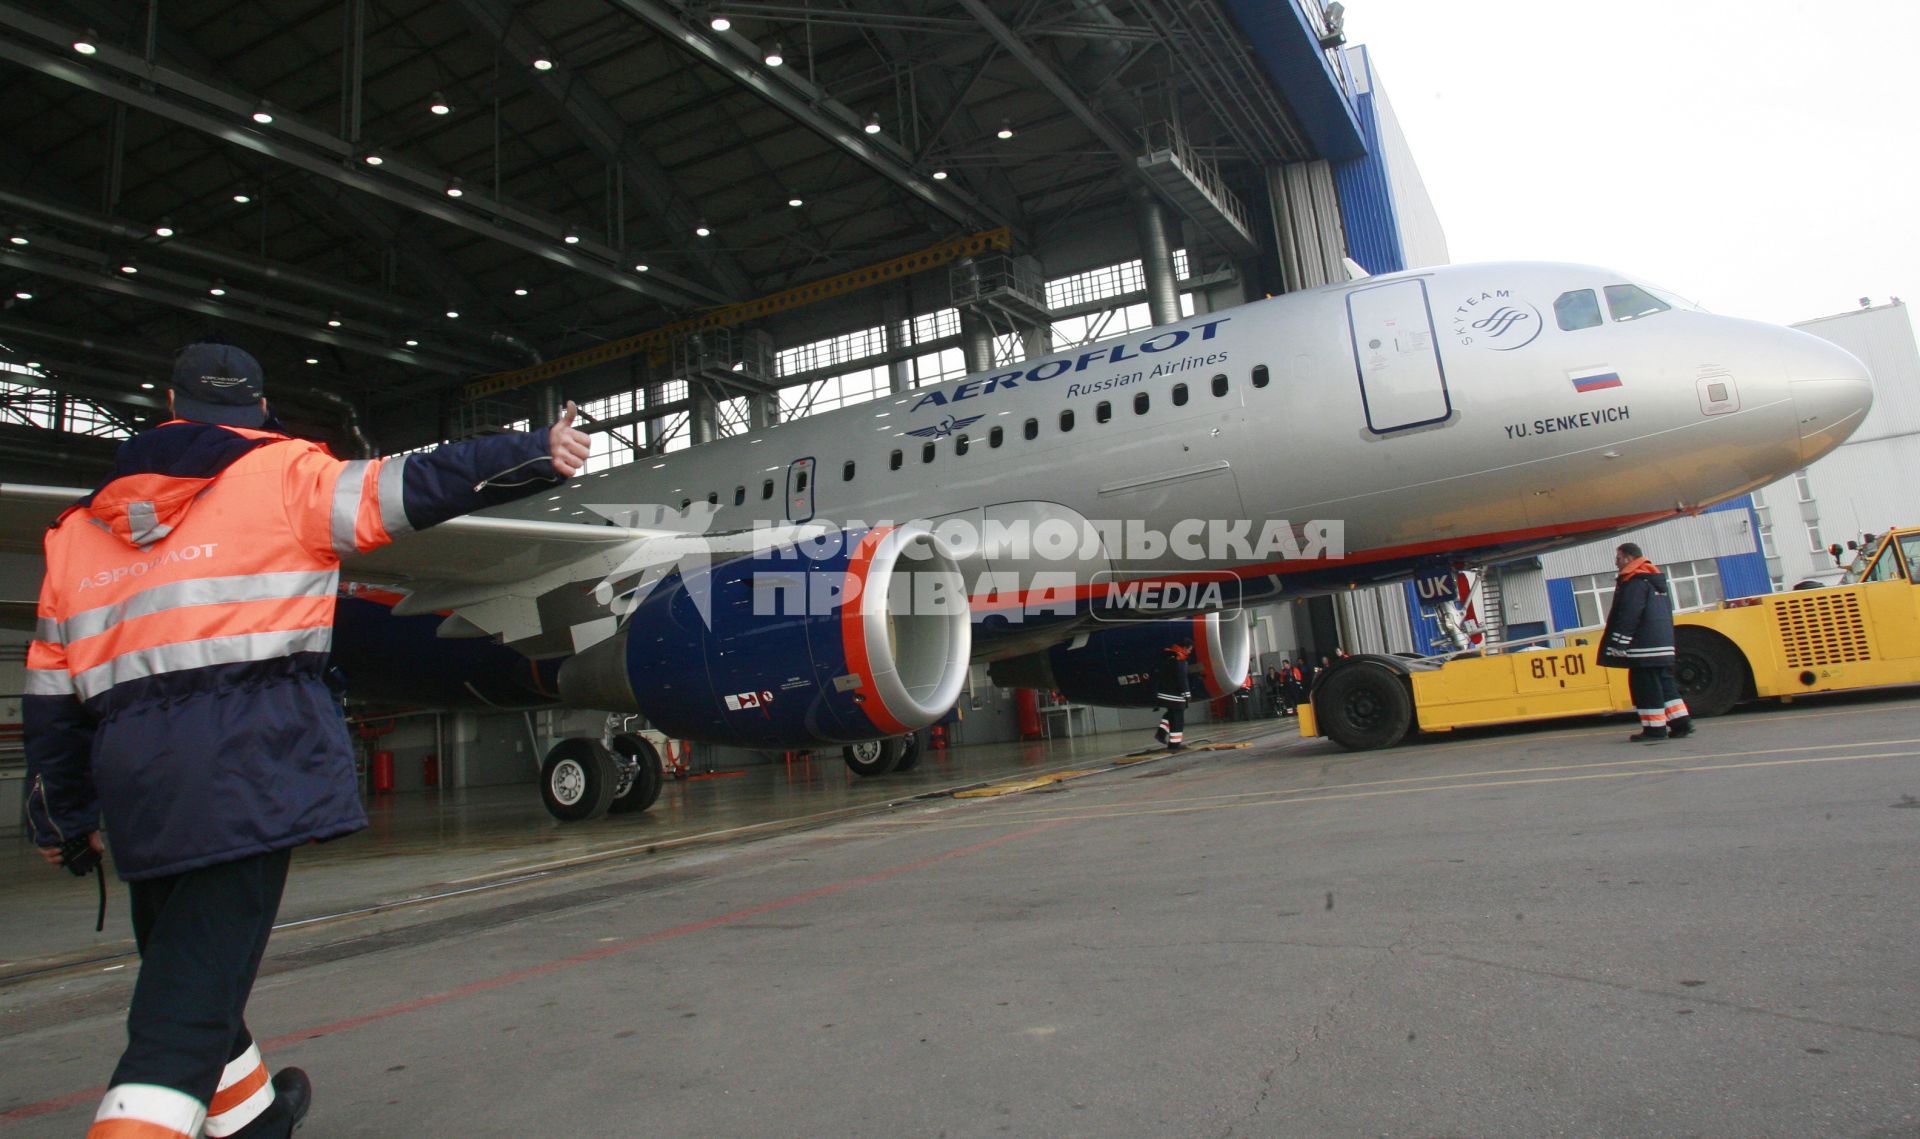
[421,752,440,788]
[371,750,395,793]
[1015,689,1042,740]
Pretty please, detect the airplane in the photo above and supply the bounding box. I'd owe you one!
[2,261,1874,821]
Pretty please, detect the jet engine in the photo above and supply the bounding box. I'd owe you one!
[987,611,1251,706]
[557,525,971,748]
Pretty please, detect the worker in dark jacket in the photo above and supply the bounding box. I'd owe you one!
[25,342,591,1139]
[1597,542,1693,742]
[1152,638,1194,751]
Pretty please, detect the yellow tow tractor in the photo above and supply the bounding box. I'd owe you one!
[1301,527,1920,750]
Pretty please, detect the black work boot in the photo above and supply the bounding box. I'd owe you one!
[230,1069,312,1137]
[1628,727,1669,743]
[1667,716,1694,739]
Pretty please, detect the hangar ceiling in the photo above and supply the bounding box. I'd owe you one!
[0,0,1337,456]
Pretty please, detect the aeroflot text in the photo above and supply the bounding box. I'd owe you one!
[910,318,1231,411]
[1503,405,1628,439]
[76,544,219,590]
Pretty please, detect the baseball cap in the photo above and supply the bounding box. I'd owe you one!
[170,342,267,428]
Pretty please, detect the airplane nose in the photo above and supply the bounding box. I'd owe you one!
[1788,338,1874,463]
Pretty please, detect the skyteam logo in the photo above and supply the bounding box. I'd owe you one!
[1452,290,1543,352]
[905,414,983,440]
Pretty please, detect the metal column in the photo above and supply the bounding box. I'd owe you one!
[1136,192,1182,326]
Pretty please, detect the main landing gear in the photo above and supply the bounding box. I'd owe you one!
[841,731,922,777]
[538,716,666,822]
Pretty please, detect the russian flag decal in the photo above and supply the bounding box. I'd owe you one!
[1570,366,1623,393]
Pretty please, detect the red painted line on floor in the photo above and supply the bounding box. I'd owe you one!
[2,819,1062,1129]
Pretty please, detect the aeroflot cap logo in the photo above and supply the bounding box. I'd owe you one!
[1451,290,1542,352]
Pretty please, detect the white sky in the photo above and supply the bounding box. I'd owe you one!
[1340,0,1920,325]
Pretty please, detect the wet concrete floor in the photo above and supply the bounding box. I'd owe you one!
[3,698,1917,1136]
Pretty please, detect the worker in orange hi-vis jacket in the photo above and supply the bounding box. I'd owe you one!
[24,341,592,1139]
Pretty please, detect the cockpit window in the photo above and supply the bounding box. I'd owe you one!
[1554,289,1603,331]
[1605,284,1672,322]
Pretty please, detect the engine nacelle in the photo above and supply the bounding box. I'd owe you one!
[557,525,970,748]
[987,611,1251,707]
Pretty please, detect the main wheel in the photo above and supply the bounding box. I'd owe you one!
[1316,664,1414,750]
[892,731,923,773]
[607,734,665,814]
[843,737,903,777]
[1674,627,1747,717]
[540,739,617,821]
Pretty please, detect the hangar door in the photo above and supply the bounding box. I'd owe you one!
[1346,279,1450,434]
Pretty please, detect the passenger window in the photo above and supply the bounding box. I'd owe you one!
[990,425,1004,448]
[1134,392,1150,414]
[842,460,855,482]
[1024,418,1038,440]
[1251,364,1269,389]
[922,442,936,463]
[955,434,970,456]
[706,491,718,505]
[1096,401,1112,424]
[1554,289,1603,331]
[761,479,774,500]
[1172,383,1188,407]
[1605,284,1671,322]
[1059,409,1075,432]
[679,497,691,509]
[1211,373,1228,397]
[733,486,745,506]
[890,449,903,471]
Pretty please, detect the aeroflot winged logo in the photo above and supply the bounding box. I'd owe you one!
[905,414,983,439]
[581,502,724,640]
[909,317,1232,413]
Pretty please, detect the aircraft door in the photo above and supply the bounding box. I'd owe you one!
[785,457,816,523]
[1347,279,1451,434]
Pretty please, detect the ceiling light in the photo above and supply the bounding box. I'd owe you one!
[429,92,451,115]
[931,169,948,180]
[8,235,27,245]
[250,102,274,126]
[709,14,732,32]
[444,178,464,198]
[363,152,383,166]
[153,219,175,238]
[764,41,783,67]
[304,357,318,365]
[562,228,581,245]
[140,382,155,389]
[232,192,251,204]
[864,113,882,135]
[694,221,711,237]
[996,120,1014,139]
[119,264,138,274]
[208,282,226,296]
[326,314,343,328]
[532,57,554,71]
[13,291,30,300]
[404,339,419,347]
[72,32,97,55]
[513,287,528,296]
[633,263,650,272]
[446,310,460,319]
[787,196,803,207]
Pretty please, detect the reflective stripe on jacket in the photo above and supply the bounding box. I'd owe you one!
[24,421,558,879]
[1598,557,1676,669]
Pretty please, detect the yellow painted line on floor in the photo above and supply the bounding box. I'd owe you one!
[953,769,1103,798]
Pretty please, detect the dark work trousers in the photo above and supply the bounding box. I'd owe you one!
[1157,700,1186,742]
[111,848,291,1104]
[1627,667,1680,716]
